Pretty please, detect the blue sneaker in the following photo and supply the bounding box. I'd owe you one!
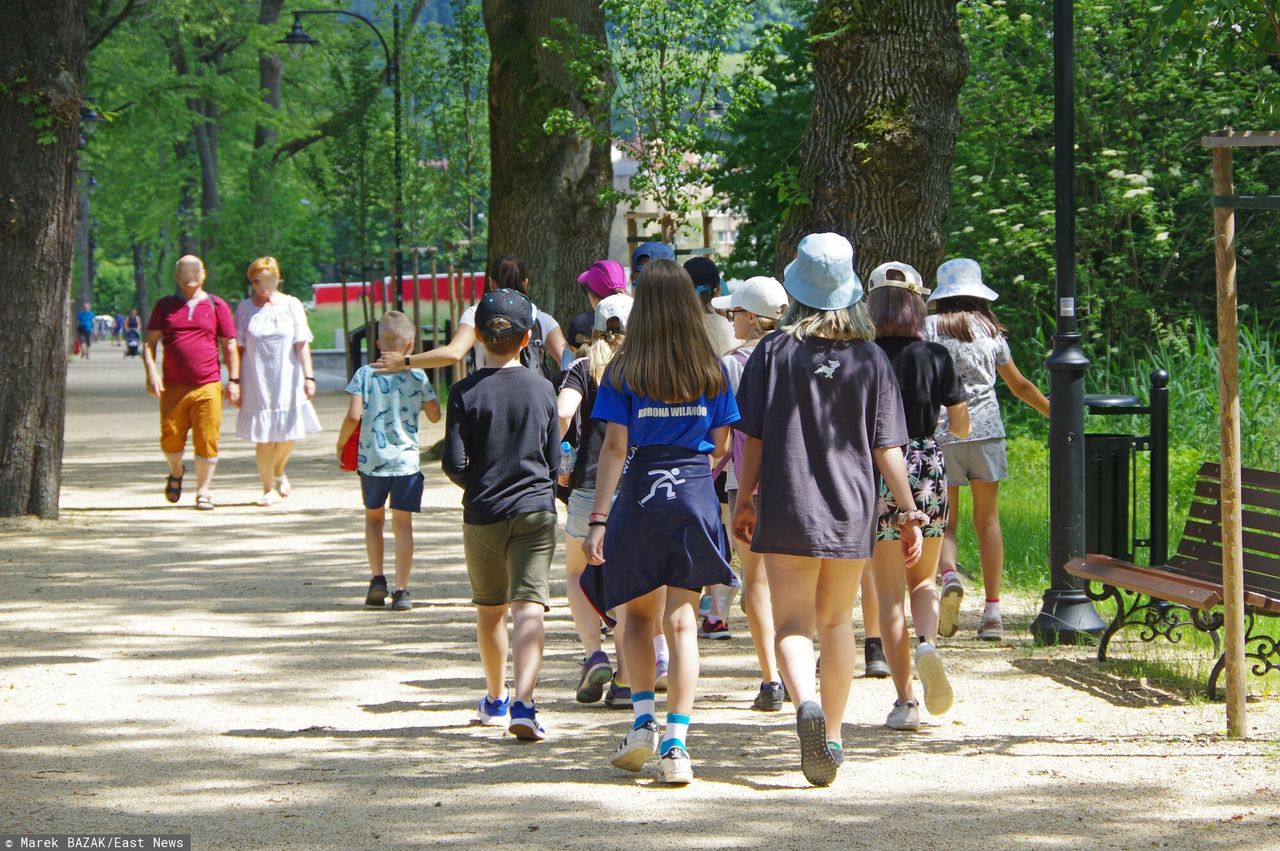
[604,679,632,709]
[474,692,510,726]
[576,650,613,704]
[508,700,547,741]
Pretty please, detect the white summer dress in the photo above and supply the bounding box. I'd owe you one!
[235,294,323,443]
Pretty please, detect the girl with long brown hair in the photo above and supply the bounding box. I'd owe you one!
[580,260,739,786]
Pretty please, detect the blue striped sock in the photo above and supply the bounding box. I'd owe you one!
[632,691,656,729]
[661,713,689,754]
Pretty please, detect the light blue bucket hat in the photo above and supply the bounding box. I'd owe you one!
[782,233,864,310]
[930,258,999,302]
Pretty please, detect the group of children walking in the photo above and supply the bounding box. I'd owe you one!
[339,235,1047,786]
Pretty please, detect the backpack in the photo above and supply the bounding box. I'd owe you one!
[520,314,552,380]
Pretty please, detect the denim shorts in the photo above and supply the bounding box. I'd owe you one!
[360,471,424,512]
[565,487,616,539]
[941,437,1008,485]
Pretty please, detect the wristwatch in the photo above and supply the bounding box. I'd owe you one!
[403,356,411,368]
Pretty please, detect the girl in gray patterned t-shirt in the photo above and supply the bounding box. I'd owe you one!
[926,258,1050,643]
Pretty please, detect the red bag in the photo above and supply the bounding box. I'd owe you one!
[340,420,361,472]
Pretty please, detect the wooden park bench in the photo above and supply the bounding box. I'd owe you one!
[1066,462,1280,698]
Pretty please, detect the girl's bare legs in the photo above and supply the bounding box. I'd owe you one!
[736,540,779,683]
[662,588,701,719]
[622,590,659,697]
[872,537,944,702]
[564,534,603,657]
[969,480,1004,602]
[767,554,864,741]
[939,484,962,575]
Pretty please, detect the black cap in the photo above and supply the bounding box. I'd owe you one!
[475,288,534,339]
[683,256,721,296]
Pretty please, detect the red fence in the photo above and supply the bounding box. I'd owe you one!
[312,273,485,306]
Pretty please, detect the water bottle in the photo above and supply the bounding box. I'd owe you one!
[557,441,577,488]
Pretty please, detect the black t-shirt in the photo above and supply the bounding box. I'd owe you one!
[441,366,560,524]
[560,358,604,491]
[875,336,965,439]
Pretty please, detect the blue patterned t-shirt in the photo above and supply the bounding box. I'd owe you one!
[345,365,436,476]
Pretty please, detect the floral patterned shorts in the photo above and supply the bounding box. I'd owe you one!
[876,436,949,541]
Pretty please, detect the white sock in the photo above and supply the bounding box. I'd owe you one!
[653,634,668,664]
[983,600,1001,619]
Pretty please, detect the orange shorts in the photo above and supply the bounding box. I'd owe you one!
[160,382,223,460]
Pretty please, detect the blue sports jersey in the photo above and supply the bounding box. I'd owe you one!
[591,368,740,453]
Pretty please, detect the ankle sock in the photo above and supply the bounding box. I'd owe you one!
[940,568,959,583]
[661,713,689,754]
[983,599,1001,618]
[653,635,669,663]
[632,691,656,728]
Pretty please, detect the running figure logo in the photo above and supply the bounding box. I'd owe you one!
[815,360,840,379]
[640,467,686,505]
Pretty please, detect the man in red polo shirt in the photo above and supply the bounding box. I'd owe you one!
[143,255,240,510]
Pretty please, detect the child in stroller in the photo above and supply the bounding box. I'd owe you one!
[124,327,141,357]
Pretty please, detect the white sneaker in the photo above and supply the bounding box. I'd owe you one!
[915,642,954,716]
[886,698,920,731]
[977,612,1004,641]
[610,721,658,772]
[657,746,694,784]
[938,574,964,637]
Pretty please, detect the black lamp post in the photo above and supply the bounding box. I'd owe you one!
[282,6,405,311]
[1029,0,1106,645]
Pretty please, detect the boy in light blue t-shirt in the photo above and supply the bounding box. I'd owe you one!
[337,311,441,611]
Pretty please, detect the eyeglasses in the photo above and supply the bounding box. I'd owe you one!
[726,308,743,319]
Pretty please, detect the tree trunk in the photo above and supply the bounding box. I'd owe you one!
[132,240,151,324]
[483,0,615,323]
[0,0,88,518]
[778,0,968,282]
[254,0,285,152]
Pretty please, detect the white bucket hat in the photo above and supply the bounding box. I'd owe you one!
[710,275,788,318]
[593,293,633,332]
[930,258,999,302]
[782,233,863,310]
[868,261,930,296]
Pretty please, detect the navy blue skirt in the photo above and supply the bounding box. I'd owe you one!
[580,445,738,625]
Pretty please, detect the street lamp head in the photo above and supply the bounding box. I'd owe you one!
[280,14,319,59]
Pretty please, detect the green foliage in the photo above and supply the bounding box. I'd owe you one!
[543,0,779,236]
[714,5,813,276]
[1156,1,1280,113]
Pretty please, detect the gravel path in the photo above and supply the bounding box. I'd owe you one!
[1,355,1277,849]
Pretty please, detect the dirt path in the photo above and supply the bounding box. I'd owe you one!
[1,355,1277,850]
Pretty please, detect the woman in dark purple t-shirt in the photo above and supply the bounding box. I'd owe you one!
[731,233,925,788]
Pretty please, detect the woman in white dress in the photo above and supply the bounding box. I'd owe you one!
[236,256,322,504]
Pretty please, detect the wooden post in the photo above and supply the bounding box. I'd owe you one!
[410,249,421,353]
[430,253,440,401]
[1211,145,1247,738]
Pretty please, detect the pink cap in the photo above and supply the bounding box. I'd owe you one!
[577,260,627,298]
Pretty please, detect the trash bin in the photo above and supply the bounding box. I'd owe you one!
[1084,432,1135,562]
[1082,370,1170,567]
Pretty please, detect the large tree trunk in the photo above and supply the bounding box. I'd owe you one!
[483,0,615,322]
[0,0,88,518]
[254,0,285,152]
[132,240,151,324]
[778,0,967,282]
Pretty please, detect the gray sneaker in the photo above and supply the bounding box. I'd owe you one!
[938,574,964,637]
[977,612,1003,641]
[886,698,920,731]
[391,589,413,611]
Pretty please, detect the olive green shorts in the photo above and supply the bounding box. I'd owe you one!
[462,511,557,609]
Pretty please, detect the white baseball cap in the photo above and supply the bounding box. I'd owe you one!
[868,261,930,296]
[593,293,633,332]
[710,275,789,318]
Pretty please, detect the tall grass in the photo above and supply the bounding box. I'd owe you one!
[967,318,1280,592]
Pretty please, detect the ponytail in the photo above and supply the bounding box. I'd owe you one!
[488,255,528,294]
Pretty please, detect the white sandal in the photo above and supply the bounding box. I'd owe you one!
[274,475,291,499]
